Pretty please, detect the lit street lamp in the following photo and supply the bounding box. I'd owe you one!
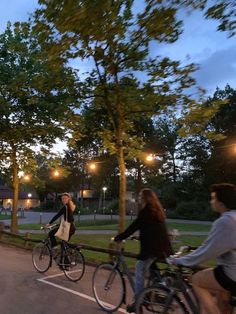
[102,187,107,214]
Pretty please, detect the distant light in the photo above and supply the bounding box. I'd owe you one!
[102,187,107,192]
[28,193,32,198]
[146,154,154,162]
[89,163,96,170]
[54,170,59,177]
[24,175,30,181]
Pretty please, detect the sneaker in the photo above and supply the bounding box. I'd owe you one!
[126,302,136,313]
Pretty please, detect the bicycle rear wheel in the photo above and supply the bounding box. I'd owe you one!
[92,263,125,312]
[63,247,85,282]
[32,242,51,273]
[136,285,186,314]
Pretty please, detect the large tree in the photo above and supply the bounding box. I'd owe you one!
[0,23,78,232]
[34,0,214,232]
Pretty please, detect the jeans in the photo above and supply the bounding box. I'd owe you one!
[134,258,154,299]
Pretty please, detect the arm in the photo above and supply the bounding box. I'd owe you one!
[114,219,139,241]
[68,199,76,212]
[175,216,235,266]
[49,207,64,224]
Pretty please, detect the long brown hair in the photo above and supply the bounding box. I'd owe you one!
[140,188,165,221]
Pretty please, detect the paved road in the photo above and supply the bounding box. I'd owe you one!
[0,243,133,314]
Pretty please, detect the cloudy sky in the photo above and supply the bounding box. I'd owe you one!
[0,0,235,97]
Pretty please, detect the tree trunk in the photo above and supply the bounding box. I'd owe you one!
[11,147,19,233]
[117,144,126,233]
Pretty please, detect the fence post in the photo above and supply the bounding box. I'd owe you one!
[0,222,5,241]
[39,213,42,224]
[94,210,96,221]
[25,232,30,249]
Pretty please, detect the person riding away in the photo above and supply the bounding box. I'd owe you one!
[169,183,236,314]
[114,188,173,313]
[45,192,76,256]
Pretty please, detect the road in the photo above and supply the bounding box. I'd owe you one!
[0,243,133,314]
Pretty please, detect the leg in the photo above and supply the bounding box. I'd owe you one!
[135,260,146,299]
[134,259,154,298]
[48,227,58,247]
[192,268,232,314]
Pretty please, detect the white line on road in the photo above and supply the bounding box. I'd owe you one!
[38,273,127,313]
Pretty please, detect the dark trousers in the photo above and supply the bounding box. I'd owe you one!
[49,223,76,247]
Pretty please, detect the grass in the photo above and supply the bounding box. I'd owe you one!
[18,219,211,232]
[1,231,215,267]
[0,214,11,220]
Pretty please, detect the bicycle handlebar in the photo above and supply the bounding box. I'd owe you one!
[40,223,58,231]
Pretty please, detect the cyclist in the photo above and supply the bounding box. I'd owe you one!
[46,192,76,254]
[169,183,236,314]
[114,188,173,313]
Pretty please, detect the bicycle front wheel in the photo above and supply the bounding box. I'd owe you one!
[32,242,51,273]
[63,247,85,282]
[136,285,186,314]
[92,263,125,312]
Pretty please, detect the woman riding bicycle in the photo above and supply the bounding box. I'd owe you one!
[170,183,236,314]
[46,192,76,250]
[114,188,173,313]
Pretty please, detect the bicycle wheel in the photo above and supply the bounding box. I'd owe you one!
[92,263,125,312]
[63,247,85,282]
[32,242,51,273]
[136,285,186,314]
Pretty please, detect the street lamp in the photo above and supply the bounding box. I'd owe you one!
[88,163,97,171]
[102,187,107,214]
[146,154,155,162]
[53,170,60,178]
[23,174,30,181]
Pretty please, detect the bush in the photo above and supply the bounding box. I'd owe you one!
[104,199,119,214]
[172,200,218,221]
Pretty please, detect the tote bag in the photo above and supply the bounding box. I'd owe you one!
[55,208,70,241]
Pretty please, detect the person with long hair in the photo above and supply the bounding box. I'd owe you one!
[169,183,236,314]
[114,188,173,313]
[46,192,76,249]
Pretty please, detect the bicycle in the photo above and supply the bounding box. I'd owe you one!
[32,224,85,282]
[136,246,236,314]
[92,239,163,313]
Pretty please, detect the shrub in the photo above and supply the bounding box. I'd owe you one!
[172,200,217,221]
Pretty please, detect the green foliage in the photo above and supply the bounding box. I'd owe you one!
[173,200,217,220]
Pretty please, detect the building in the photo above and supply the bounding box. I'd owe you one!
[0,185,40,210]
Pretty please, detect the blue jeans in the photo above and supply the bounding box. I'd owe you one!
[134,258,154,299]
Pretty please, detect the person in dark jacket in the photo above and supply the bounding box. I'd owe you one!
[114,188,172,313]
[46,192,76,248]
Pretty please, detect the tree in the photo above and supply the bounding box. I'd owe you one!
[205,1,236,38]
[0,23,78,232]
[204,85,236,185]
[34,0,207,232]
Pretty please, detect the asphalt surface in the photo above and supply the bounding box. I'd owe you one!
[0,243,133,314]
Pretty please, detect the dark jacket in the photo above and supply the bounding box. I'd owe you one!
[49,205,74,224]
[114,204,173,260]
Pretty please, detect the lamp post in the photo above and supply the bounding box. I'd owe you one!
[102,187,107,214]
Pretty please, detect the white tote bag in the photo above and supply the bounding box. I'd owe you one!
[55,208,70,241]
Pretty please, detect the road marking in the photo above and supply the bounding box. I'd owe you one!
[38,273,127,313]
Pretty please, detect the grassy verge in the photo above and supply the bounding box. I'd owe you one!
[1,232,215,267]
[18,220,211,232]
[0,214,11,220]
